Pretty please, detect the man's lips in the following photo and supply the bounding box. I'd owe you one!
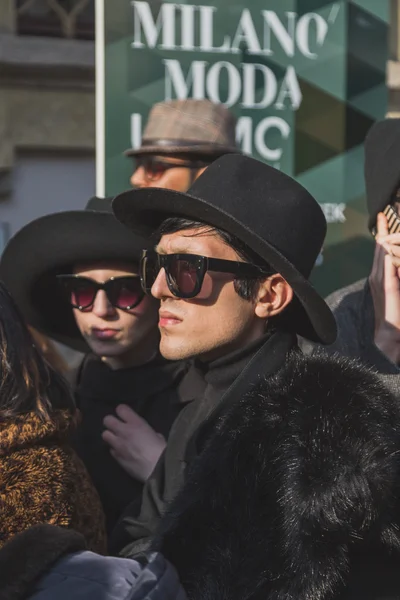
[159,311,182,327]
[91,328,120,340]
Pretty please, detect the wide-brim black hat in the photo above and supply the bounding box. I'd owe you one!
[113,154,337,344]
[0,197,147,352]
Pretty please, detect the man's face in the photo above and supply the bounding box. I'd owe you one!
[72,261,159,369]
[130,155,206,192]
[150,229,267,362]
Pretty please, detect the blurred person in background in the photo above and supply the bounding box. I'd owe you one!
[0,197,194,539]
[128,99,238,192]
[307,119,400,396]
[0,281,105,553]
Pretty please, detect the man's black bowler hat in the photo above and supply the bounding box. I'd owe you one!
[113,154,337,344]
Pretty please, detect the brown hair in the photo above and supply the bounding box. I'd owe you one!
[0,281,75,421]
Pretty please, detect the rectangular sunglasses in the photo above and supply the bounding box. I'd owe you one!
[140,249,272,299]
[134,156,210,183]
[57,274,144,310]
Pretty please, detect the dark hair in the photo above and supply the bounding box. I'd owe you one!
[155,217,274,301]
[0,281,75,421]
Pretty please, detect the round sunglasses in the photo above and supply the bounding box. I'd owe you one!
[133,156,210,183]
[57,274,144,311]
[140,250,272,299]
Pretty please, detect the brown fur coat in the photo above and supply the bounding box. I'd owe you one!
[0,410,106,553]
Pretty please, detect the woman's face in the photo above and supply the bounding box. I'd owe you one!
[71,261,159,369]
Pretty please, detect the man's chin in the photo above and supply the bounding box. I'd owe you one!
[159,335,212,361]
[159,339,192,361]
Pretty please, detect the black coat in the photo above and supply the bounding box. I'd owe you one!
[72,354,191,535]
[154,351,400,600]
[110,332,296,556]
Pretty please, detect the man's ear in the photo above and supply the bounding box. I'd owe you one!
[254,275,293,319]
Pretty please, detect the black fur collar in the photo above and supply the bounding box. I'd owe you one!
[155,351,400,600]
[0,525,86,600]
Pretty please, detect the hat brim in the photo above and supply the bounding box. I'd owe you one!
[113,188,337,345]
[124,144,239,157]
[0,211,146,352]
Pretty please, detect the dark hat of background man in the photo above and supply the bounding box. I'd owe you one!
[364,118,400,231]
[113,154,337,345]
[125,99,238,158]
[0,197,147,352]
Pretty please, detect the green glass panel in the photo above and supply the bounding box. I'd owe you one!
[102,0,389,294]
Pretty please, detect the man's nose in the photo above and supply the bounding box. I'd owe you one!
[130,166,149,188]
[151,268,174,299]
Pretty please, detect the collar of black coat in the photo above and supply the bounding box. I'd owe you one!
[0,525,86,600]
[155,350,400,600]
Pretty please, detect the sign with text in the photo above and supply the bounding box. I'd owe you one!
[96,0,389,295]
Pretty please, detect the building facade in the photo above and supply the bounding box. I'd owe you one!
[0,0,96,248]
[1,0,400,252]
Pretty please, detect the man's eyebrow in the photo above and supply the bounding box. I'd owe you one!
[154,244,164,254]
[154,244,194,255]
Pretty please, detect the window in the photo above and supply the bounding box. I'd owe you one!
[16,0,94,40]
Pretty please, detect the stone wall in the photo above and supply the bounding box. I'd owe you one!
[1,0,400,187]
[0,0,94,195]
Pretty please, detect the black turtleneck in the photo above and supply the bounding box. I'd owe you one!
[195,334,271,407]
[72,354,191,536]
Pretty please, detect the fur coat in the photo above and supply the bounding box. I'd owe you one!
[155,351,400,600]
[0,410,106,553]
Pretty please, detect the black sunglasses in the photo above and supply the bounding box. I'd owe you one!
[134,156,210,183]
[140,250,273,299]
[57,275,144,310]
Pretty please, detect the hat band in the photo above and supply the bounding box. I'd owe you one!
[140,138,234,150]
